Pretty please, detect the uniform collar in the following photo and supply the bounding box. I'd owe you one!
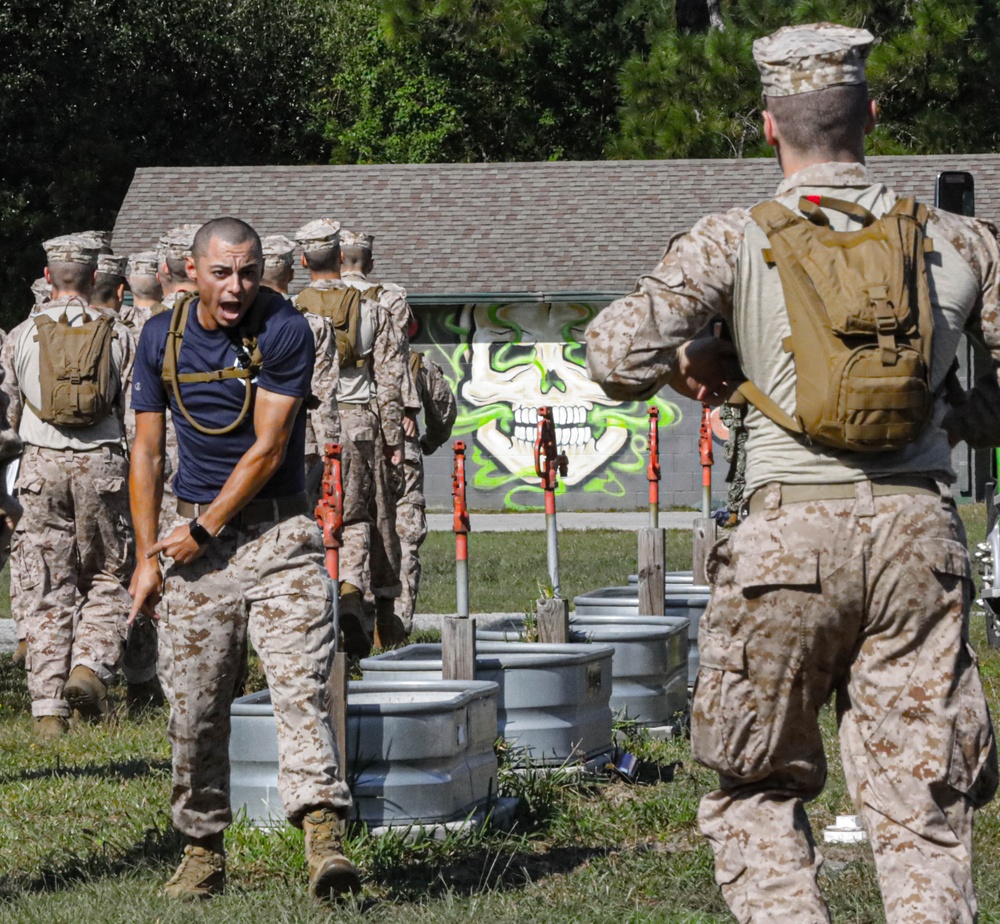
[775,161,872,196]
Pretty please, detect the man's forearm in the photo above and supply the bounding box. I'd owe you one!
[130,445,164,558]
[195,436,288,536]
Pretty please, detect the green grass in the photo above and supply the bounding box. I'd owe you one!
[0,512,998,922]
[416,529,693,613]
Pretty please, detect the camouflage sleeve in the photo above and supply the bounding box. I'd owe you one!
[419,357,458,455]
[380,284,413,338]
[306,312,342,447]
[114,320,136,442]
[378,285,420,411]
[1,322,24,433]
[585,208,748,400]
[371,302,405,449]
[939,214,1000,447]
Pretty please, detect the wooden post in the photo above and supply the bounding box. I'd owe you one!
[442,616,477,680]
[536,596,569,643]
[692,517,717,585]
[638,527,666,616]
[326,651,348,767]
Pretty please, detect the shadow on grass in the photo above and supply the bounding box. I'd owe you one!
[368,843,612,901]
[0,757,171,786]
[0,824,184,902]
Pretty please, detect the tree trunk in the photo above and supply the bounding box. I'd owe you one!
[677,0,725,32]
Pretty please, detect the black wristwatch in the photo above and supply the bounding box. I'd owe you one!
[188,518,212,546]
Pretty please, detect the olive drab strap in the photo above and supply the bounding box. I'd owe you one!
[409,349,424,382]
[26,305,115,427]
[737,195,935,453]
[160,289,270,436]
[295,286,364,368]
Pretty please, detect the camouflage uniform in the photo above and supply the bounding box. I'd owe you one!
[585,25,998,924]
[132,283,352,840]
[157,510,351,837]
[3,293,134,718]
[340,267,418,608]
[395,354,457,629]
[296,279,407,616]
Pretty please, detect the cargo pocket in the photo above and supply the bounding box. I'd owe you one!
[948,642,998,808]
[11,478,44,593]
[692,626,769,778]
[693,549,819,780]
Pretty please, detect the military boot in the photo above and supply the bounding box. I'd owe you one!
[64,665,108,724]
[12,638,27,667]
[338,583,372,659]
[163,836,226,901]
[302,807,361,900]
[374,598,408,649]
[33,715,67,741]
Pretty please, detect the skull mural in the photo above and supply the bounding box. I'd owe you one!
[461,303,628,485]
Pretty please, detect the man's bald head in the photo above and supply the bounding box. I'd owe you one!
[192,218,263,262]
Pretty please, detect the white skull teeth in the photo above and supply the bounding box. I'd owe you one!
[511,405,592,450]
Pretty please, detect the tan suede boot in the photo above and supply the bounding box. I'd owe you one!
[302,808,361,900]
[374,597,408,649]
[163,836,226,901]
[33,715,68,741]
[339,583,372,659]
[64,665,108,724]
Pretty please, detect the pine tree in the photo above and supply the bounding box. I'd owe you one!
[610,0,1000,159]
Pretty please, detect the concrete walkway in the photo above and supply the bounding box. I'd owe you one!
[426,510,701,532]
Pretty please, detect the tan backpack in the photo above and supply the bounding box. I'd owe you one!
[296,285,379,368]
[738,195,935,453]
[27,307,115,427]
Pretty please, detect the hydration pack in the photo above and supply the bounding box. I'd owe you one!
[28,306,115,427]
[738,195,935,453]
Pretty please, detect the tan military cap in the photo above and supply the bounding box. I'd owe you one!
[31,277,51,305]
[753,22,874,97]
[97,254,128,278]
[295,219,341,253]
[158,223,200,261]
[42,234,101,267]
[261,234,297,268]
[83,230,113,250]
[126,250,160,277]
[339,230,374,251]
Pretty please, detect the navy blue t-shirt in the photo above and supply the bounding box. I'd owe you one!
[131,293,314,503]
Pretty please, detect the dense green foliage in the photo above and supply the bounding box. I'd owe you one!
[612,0,1000,158]
[0,0,331,329]
[2,0,1000,326]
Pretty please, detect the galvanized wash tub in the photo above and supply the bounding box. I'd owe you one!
[360,642,614,767]
[476,617,688,732]
[230,680,499,829]
[573,586,710,687]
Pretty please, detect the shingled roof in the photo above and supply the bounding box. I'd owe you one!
[112,155,1000,301]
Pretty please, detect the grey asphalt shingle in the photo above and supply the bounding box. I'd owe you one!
[112,156,1000,298]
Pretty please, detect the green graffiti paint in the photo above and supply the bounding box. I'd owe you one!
[420,304,682,510]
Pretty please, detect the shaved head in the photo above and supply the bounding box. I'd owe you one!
[192,217,262,262]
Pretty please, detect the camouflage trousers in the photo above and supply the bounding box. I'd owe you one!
[394,434,426,632]
[158,511,352,839]
[692,483,997,924]
[13,445,134,717]
[340,404,402,603]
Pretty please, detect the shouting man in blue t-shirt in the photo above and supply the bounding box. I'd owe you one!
[128,217,360,902]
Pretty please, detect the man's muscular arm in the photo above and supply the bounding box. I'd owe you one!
[128,410,166,622]
[146,388,303,565]
[585,208,748,401]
